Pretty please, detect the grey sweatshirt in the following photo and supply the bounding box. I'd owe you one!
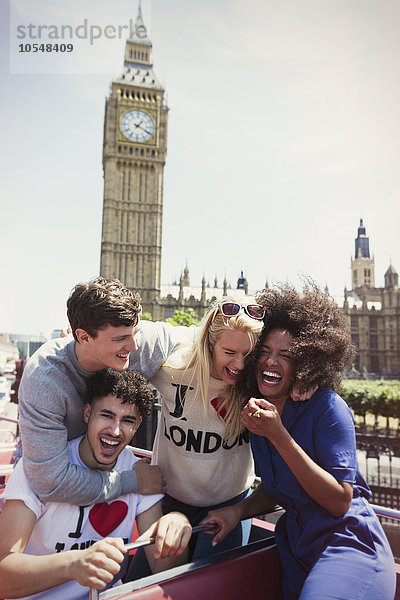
[18,320,195,505]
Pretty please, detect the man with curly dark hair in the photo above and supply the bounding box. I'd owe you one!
[202,283,396,600]
[86,368,155,417]
[0,368,192,600]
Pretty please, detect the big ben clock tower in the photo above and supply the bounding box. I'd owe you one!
[100,2,167,319]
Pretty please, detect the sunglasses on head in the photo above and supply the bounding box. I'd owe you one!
[219,302,265,320]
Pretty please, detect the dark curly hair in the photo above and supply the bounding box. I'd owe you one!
[87,368,154,417]
[236,281,355,399]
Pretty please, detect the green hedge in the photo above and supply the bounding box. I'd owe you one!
[341,380,400,424]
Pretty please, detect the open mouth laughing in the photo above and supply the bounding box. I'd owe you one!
[261,370,282,387]
[99,435,122,456]
[225,367,240,380]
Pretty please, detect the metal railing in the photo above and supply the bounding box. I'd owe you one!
[0,415,19,425]
[371,503,400,521]
[127,445,152,459]
[88,502,400,600]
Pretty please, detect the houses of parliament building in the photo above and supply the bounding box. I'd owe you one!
[99,5,399,379]
[342,219,399,379]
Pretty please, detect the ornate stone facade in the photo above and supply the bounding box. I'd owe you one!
[160,270,253,321]
[341,220,399,378]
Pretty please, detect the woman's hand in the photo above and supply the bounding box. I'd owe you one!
[241,398,288,445]
[199,504,242,547]
[138,512,192,559]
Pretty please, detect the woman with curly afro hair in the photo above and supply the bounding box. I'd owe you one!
[202,283,396,600]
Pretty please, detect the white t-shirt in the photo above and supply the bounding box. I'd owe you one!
[0,437,163,600]
[151,351,254,507]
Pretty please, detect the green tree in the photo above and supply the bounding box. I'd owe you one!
[165,308,200,327]
[141,312,152,321]
[341,379,400,429]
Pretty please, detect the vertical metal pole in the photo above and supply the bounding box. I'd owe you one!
[377,455,380,486]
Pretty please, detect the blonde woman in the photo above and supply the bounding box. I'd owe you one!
[150,299,264,560]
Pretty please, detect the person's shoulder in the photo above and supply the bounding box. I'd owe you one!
[24,335,74,374]
[313,388,338,401]
[116,446,137,470]
[20,335,77,396]
[1,463,45,519]
[163,346,193,370]
[314,388,346,404]
[313,388,352,418]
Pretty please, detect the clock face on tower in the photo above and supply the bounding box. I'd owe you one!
[120,110,155,143]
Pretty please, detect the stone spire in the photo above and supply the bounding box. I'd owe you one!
[182,263,190,286]
[114,0,163,87]
[384,264,398,289]
[129,1,152,46]
[178,275,184,305]
[201,275,207,306]
[355,218,370,259]
[343,286,349,310]
[351,219,375,288]
[236,271,246,290]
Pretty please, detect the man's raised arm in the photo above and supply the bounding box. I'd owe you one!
[129,320,197,379]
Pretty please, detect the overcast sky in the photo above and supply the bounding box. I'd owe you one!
[1,0,399,337]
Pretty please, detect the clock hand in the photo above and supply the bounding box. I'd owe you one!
[138,124,152,135]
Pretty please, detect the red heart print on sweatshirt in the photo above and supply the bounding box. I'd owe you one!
[89,501,128,537]
[210,397,227,420]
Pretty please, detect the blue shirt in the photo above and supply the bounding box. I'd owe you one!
[250,389,386,575]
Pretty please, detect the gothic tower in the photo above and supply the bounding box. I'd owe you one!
[100,2,168,318]
[351,219,375,288]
